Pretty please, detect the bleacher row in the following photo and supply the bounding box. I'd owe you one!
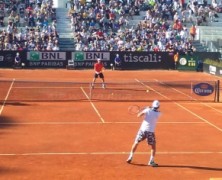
[55,0,222,53]
[0,0,59,51]
[0,0,222,53]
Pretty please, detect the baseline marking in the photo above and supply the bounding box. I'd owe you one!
[0,78,15,116]
[135,79,222,132]
[80,87,105,123]
[0,151,221,156]
[0,121,205,125]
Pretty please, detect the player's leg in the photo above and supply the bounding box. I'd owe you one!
[99,73,106,88]
[126,141,139,163]
[147,132,158,167]
[92,73,98,88]
[126,130,145,163]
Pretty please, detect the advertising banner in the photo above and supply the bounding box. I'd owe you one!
[178,54,197,71]
[109,51,175,70]
[203,63,222,77]
[0,51,18,68]
[71,51,111,69]
[26,51,67,68]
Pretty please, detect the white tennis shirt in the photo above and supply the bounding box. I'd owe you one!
[139,108,161,132]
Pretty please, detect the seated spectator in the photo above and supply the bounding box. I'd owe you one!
[0,7,5,27]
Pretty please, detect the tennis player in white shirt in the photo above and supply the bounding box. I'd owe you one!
[126,100,161,167]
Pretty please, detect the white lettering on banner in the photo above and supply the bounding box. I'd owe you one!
[220,70,222,75]
[41,52,66,60]
[27,52,66,61]
[209,65,216,75]
[194,88,213,94]
[85,52,110,61]
[85,62,94,66]
[0,56,3,61]
[74,62,85,66]
[74,62,108,67]
[123,54,161,62]
[29,61,64,67]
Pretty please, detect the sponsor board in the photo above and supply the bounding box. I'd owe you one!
[27,51,66,61]
[209,65,216,75]
[72,52,110,61]
[177,54,197,71]
[28,61,65,67]
[123,53,162,63]
[193,83,214,96]
[72,61,109,68]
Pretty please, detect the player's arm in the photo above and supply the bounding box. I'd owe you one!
[137,111,144,118]
[137,107,148,118]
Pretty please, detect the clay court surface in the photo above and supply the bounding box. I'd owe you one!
[0,69,222,180]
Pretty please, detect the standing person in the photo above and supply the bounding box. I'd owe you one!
[126,100,161,167]
[174,52,179,70]
[14,52,21,68]
[92,58,106,89]
[114,54,121,70]
[189,24,196,41]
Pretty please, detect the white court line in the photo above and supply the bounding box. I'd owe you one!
[154,79,222,114]
[135,79,222,132]
[0,151,221,156]
[0,121,205,125]
[80,87,105,123]
[13,87,87,89]
[0,79,15,116]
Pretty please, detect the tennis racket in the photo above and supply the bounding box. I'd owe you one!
[128,105,147,115]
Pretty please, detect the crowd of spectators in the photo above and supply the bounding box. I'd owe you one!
[67,0,221,53]
[0,0,59,51]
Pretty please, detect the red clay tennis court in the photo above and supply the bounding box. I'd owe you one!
[0,69,222,180]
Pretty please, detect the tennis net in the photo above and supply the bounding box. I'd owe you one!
[0,79,220,103]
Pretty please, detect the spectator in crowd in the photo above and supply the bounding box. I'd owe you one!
[0,0,58,51]
[69,0,207,53]
[189,24,196,41]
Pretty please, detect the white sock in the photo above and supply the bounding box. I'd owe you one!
[129,152,133,158]
[149,155,154,162]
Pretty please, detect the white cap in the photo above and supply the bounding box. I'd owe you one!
[152,100,160,108]
[97,58,101,61]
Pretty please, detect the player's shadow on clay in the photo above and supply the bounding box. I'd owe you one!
[130,163,222,171]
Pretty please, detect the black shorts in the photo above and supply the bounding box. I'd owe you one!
[94,73,104,78]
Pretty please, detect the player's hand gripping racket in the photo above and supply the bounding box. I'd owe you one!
[128,105,147,115]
